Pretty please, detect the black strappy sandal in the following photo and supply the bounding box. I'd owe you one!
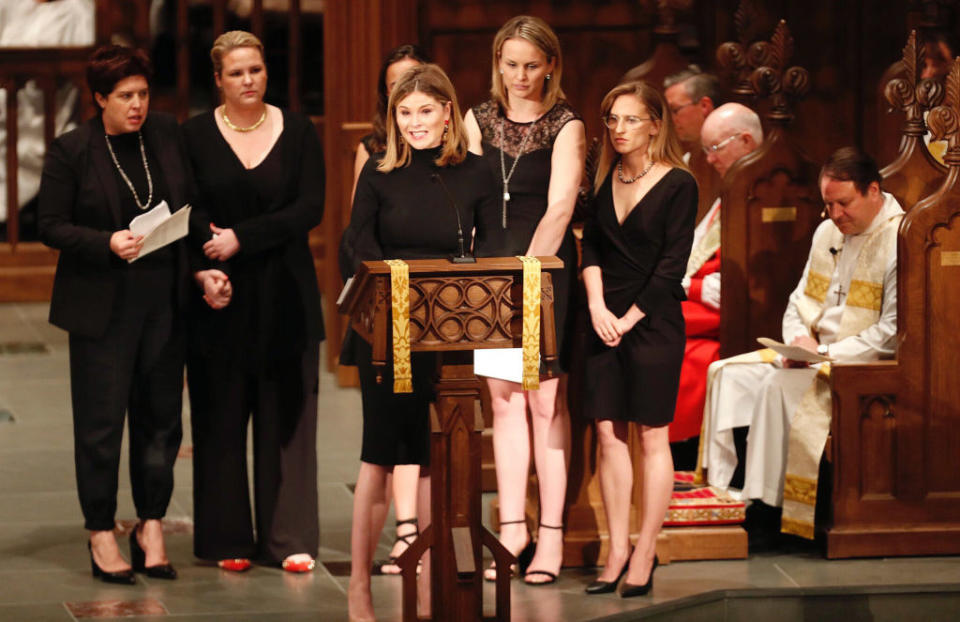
[523,523,564,586]
[483,519,534,582]
[380,517,419,575]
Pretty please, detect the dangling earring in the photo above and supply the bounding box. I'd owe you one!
[545,73,552,80]
[442,118,449,142]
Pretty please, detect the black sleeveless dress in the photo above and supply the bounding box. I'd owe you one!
[472,100,581,372]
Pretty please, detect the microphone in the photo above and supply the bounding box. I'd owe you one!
[431,172,476,264]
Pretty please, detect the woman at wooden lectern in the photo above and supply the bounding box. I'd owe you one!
[349,43,430,577]
[339,63,498,621]
[464,15,585,585]
[581,81,697,597]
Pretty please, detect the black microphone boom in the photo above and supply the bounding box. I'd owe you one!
[431,171,476,263]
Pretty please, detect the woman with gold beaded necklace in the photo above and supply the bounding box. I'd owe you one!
[181,30,325,575]
[464,15,585,585]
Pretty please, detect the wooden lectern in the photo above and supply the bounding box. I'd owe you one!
[339,256,562,622]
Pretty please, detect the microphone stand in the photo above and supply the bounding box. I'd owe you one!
[431,171,476,263]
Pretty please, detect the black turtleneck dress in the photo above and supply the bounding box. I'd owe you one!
[340,146,498,466]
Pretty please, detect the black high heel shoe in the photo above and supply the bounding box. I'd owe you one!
[483,519,533,582]
[523,523,564,585]
[130,525,178,580]
[585,561,628,594]
[620,555,658,598]
[88,541,135,585]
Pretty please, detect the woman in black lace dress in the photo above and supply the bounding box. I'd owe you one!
[347,42,430,577]
[464,15,585,585]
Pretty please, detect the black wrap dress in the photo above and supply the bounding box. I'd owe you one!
[581,167,697,425]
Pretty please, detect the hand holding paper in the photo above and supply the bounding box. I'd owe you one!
[126,201,192,263]
[757,337,833,364]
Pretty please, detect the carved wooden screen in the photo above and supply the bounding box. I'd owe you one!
[717,20,821,358]
[828,58,960,559]
[880,30,948,209]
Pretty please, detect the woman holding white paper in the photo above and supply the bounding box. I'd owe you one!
[37,44,190,584]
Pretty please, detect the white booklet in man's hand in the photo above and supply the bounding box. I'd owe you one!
[128,201,191,263]
[757,337,833,363]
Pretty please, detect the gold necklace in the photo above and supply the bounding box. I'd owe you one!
[221,105,267,132]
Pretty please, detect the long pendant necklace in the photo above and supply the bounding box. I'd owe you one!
[498,118,536,228]
[221,105,267,132]
[617,159,653,184]
[104,131,153,211]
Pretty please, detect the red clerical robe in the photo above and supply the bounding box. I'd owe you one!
[671,249,721,442]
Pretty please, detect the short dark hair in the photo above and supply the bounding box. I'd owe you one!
[664,65,723,106]
[820,147,883,195]
[86,45,152,110]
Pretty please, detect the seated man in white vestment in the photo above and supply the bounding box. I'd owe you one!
[699,147,902,537]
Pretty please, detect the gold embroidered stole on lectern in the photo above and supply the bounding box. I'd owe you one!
[517,256,542,391]
[384,259,412,393]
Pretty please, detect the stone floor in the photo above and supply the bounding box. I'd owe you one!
[0,302,957,621]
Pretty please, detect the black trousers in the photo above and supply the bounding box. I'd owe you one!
[68,269,184,531]
[187,342,320,562]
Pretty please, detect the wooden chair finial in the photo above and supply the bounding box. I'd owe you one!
[926,57,960,165]
[750,20,810,125]
[884,30,946,135]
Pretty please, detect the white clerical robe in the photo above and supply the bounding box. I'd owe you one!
[702,192,902,505]
[0,0,94,219]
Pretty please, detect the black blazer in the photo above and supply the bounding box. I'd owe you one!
[181,109,325,360]
[38,112,191,338]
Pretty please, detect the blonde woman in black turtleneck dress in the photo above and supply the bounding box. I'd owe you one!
[339,63,497,622]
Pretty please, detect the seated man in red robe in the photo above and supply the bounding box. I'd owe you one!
[671,103,763,447]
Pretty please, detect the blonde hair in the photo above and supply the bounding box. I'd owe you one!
[378,64,469,173]
[594,80,688,190]
[210,30,264,75]
[490,15,565,113]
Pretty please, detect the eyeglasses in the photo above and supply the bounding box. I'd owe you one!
[702,133,742,155]
[669,102,695,116]
[602,114,652,130]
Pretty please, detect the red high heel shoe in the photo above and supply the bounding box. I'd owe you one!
[282,555,316,573]
[217,558,252,572]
